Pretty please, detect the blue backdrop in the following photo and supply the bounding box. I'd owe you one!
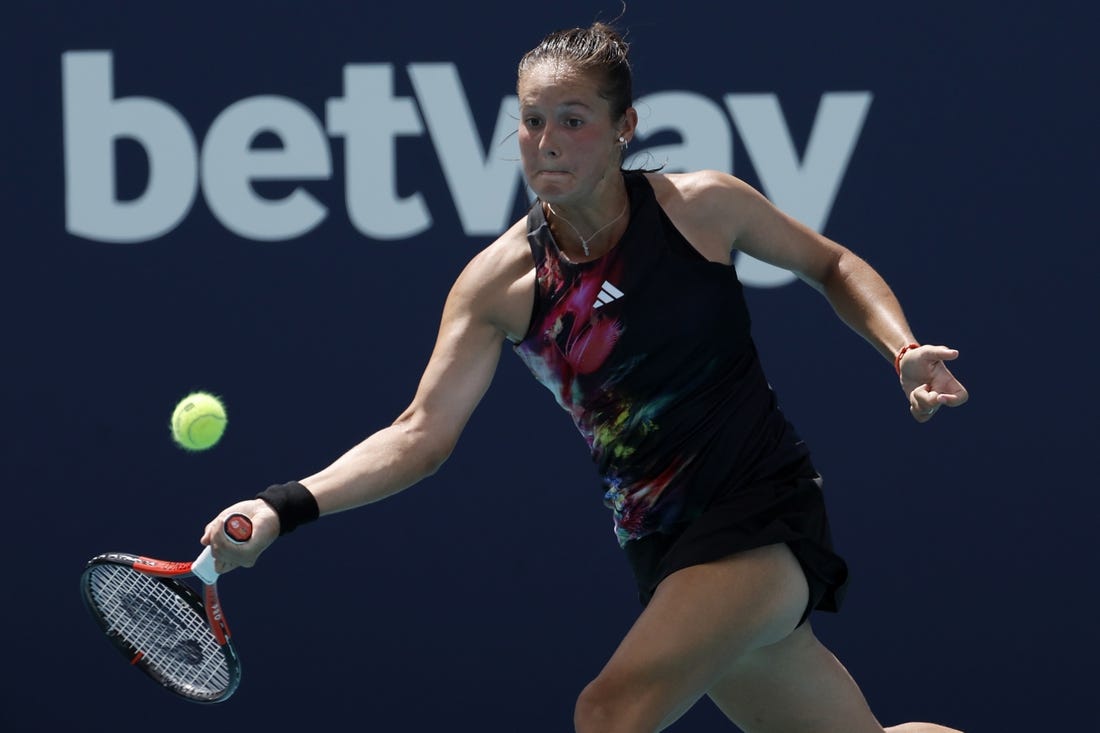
[4,1,1097,730]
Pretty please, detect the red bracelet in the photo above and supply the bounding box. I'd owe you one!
[894,343,920,375]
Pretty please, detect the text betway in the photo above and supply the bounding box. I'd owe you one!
[62,51,871,287]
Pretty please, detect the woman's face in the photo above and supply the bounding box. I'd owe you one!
[517,62,625,204]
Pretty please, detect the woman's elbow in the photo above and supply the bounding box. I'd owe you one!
[393,412,459,478]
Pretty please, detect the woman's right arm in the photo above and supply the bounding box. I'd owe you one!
[298,263,509,515]
[202,224,534,568]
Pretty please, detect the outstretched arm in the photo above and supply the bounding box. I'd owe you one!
[297,272,507,515]
[672,171,969,422]
[201,229,533,569]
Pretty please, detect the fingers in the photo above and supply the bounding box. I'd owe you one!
[202,499,278,573]
[205,516,242,574]
[909,386,968,422]
[899,345,958,379]
[199,517,221,547]
[909,390,941,423]
[210,537,254,574]
[900,344,967,423]
[921,344,959,362]
[897,343,959,385]
[214,555,239,575]
[939,390,969,407]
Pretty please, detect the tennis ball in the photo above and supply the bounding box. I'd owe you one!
[171,391,227,451]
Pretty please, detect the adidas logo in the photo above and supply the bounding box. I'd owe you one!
[593,280,625,309]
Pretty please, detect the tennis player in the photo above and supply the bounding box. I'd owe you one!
[204,20,968,733]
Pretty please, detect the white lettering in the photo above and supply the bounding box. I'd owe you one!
[725,92,873,286]
[408,63,524,236]
[60,52,872,291]
[326,64,430,239]
[202,96,331,240]
[629,91,733,173]
[63,51,198,243]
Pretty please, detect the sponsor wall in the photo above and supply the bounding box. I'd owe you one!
[4,2,1096,730]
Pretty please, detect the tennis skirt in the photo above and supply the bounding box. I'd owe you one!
[623,456,849,625]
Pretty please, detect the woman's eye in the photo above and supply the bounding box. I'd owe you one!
[524,117,543,128]
[565,118,584,128]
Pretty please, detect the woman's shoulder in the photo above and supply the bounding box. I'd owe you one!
[466,217,532,282]
[450,216,536,342]
[643,169,755,210]
[641,170,758,262]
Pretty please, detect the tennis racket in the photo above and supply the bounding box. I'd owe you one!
[80,513,253,703]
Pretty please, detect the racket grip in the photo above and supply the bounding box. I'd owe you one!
[192,546,219,584]
[192,514,255,584]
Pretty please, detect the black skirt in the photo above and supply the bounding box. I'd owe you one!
[623,456,849,625]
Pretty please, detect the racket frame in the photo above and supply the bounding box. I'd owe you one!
[80,516,250,703]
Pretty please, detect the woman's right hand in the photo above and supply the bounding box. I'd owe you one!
[201,498,281,574]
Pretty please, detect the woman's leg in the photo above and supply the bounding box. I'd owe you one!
[572,540,962,733]
[706,621,963,733]
[706,622,886,732]
[573,543,813,733]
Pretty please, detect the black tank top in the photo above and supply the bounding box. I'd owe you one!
[514,171,809,545]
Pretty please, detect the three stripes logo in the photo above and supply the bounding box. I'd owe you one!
[593,280,625,309]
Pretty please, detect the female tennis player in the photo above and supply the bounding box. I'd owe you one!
[203,21,968,733]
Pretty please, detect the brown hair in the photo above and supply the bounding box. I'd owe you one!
[517,22,634,123]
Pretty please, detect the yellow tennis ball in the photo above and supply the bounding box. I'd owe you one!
[171,392,227,451]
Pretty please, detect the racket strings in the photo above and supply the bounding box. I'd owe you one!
[86,564,232,697]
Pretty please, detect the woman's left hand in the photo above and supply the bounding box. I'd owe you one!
[899,345,969,423]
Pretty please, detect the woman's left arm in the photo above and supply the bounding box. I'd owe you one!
[702,172,969,422]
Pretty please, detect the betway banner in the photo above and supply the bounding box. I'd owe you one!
[62,51,870,286]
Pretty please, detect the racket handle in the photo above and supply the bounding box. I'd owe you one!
[192,513,255,584]
[224,513,254,544]
[192,547,219,584]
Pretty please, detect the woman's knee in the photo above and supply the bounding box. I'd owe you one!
[574,676,620,732]
[574,673,658,733]
[574,672,694,733]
